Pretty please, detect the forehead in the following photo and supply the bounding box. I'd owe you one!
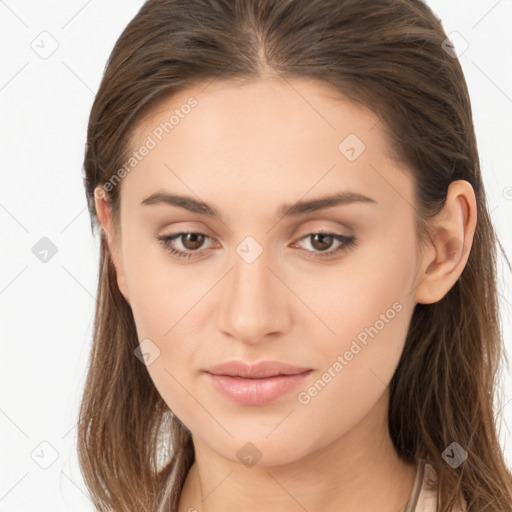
[133,77,387,157]
[123,77,412,220]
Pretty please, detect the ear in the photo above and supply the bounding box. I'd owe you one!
[415,180,477,305]
[94,186,131,304]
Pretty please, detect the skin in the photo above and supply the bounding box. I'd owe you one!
[94,77,477,512]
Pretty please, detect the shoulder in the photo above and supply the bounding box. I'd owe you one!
[409,462,467,512]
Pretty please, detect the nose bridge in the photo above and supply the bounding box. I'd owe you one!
[216,238,289,343]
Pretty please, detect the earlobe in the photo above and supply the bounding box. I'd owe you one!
[93,186,131,305]
[415,180,477,305]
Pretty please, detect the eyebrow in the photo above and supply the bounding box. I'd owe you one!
[140,190,377,220]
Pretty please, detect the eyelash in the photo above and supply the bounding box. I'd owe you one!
[156,229,357,261]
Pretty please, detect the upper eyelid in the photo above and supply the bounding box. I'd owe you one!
[161,218,352,235]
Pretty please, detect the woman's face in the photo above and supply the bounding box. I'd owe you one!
[102,78,427,466]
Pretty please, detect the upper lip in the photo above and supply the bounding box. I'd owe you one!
[205,360,312,379]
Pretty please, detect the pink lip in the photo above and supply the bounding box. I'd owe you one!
[204,360,313,406]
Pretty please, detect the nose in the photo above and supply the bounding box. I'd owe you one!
[215,246,292,345]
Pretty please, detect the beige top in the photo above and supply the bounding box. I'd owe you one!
[405,461,467,512]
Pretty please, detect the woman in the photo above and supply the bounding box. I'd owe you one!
[78,0,512,511]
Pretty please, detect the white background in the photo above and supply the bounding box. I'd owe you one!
[1,1,511,510]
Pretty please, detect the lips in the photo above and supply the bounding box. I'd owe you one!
[204,360,312,379]
[203,360,313,406]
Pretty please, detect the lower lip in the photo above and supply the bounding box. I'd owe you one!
[205,371,313,406]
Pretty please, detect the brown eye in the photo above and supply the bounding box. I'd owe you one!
[180,232,206,250]
[157,230,357,262]
[292,231,357,260]
[309,233,335,251]
[156,231,212,259]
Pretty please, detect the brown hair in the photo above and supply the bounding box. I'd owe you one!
[78,0,512,510]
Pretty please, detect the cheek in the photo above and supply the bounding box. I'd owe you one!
[297,227,416,380]
[121,243,202,420]
[121,235,189,336]
[290,235,416,440]
[121,238,206,398]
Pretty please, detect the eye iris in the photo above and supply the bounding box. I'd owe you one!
[182,233,205,250]
[311,233,333,251]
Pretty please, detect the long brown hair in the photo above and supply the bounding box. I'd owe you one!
[78,0,512,510]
